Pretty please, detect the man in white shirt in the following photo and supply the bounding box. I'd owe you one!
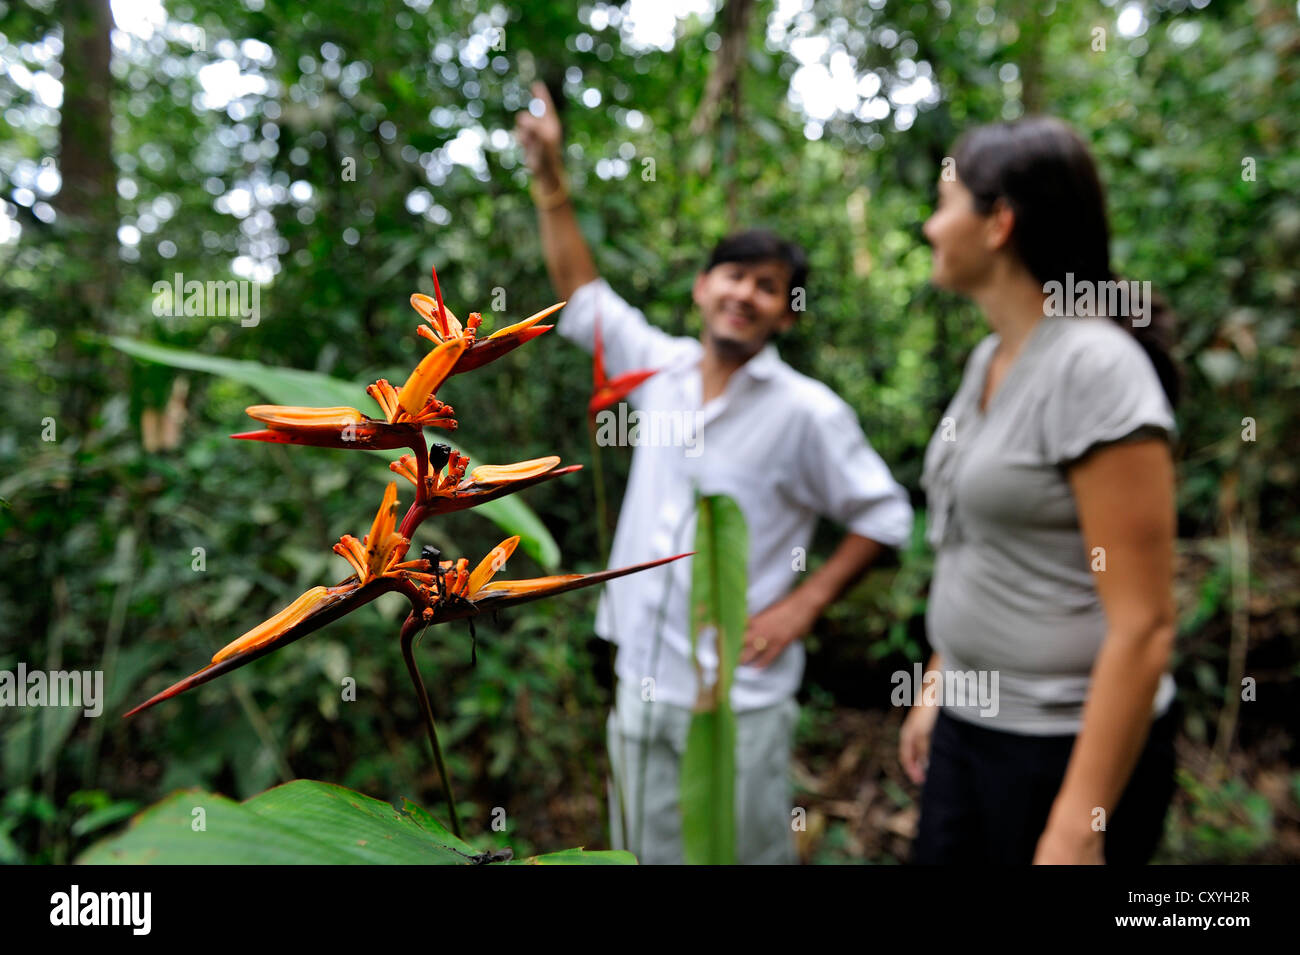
[516,83,913,864]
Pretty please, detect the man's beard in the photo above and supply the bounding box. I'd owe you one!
[705,326,764,363]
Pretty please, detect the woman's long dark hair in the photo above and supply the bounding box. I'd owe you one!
[952,117,1181,407]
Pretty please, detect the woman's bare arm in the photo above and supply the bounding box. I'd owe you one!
[1034,438,1177,863]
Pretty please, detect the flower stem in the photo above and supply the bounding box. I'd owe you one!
[412,437,430,506]
[586,417,626,849]
[587,418,611,560]
[398,502,426,540]
[400,614,463,839]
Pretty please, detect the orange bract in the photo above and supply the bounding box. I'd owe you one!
[245,406,366,429]
[467,535,519,596]
[411,291,564,376]
[469,457,560,483]
[330,481,426,584]
[212,586,338,664]
[389,450,576,515]
[397,336,467,416]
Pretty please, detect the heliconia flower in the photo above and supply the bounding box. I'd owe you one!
[589,311,657,418]
[395,336,468,417]
[408,534,522,613]
[330,482,426,582]
[409,294,473,342]
[210,585,347,664]
[231,406,420,450]
[410,265,563,375]
[124,255,691,754]
[233,337,466,450]
[425,552,696,624]
[389,446,582,515]
[125,484,428,717]
[400,537,693,626]
[366,379,458,430]
[124,538,692,717]
[121,576,395,717]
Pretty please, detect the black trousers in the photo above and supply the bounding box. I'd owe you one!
[911,703,1178,864]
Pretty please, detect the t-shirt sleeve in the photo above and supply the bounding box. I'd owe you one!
[788,398,914,548]
[1041,330,1177,468]
[556,277,686,377]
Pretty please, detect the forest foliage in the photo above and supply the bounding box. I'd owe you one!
[1,0,1297,862]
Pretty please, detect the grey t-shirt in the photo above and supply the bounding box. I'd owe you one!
[921,315,1177,735]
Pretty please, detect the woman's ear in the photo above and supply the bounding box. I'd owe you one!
[985,197,1017,252]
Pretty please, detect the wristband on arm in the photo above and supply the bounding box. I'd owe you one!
[530,168,571,211]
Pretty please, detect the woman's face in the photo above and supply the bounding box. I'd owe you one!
[923,176,999,295]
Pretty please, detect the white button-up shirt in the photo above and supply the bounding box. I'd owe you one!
[559,278,913,712]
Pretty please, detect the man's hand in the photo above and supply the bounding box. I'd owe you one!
[510,80,597,299]
[514,81,564,186]
[738,534,884,670]
[739,593,819,669]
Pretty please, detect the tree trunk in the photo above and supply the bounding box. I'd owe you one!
[57,0,117,432]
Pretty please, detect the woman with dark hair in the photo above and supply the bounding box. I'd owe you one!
[901,117,1180,864]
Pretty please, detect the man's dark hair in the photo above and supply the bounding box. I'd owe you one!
[704,229,809,311]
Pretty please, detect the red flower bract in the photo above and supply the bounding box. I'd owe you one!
[589,310,658,417]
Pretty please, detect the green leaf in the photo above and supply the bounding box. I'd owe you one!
[681,493,748,865]
[2,706,83,789]
[103,336,560,569]
[681,709,738,865]
[78,780,632,865]
[519,847,638,865]
[70,801,143,838]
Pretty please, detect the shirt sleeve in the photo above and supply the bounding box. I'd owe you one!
[788,397,914,549]
[1040,329,1177,467]
[556,277,688,378]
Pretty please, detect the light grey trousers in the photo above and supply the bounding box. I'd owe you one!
[605,677,799,865]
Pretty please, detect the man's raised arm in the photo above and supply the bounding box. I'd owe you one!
[514,81,598,301]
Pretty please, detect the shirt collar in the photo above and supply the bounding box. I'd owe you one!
[664,340,784,381]
[743,342,782,380]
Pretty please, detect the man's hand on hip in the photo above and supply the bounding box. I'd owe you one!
[739,593,819,669]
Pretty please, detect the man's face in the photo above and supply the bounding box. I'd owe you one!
[692,259,796,359]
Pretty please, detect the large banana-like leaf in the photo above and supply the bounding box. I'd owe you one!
[681,493,748,865]
[106,336,560,569]
[78,779,634,864]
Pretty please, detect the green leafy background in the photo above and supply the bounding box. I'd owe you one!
[2,0,1297,863]
[79,779,629,864]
